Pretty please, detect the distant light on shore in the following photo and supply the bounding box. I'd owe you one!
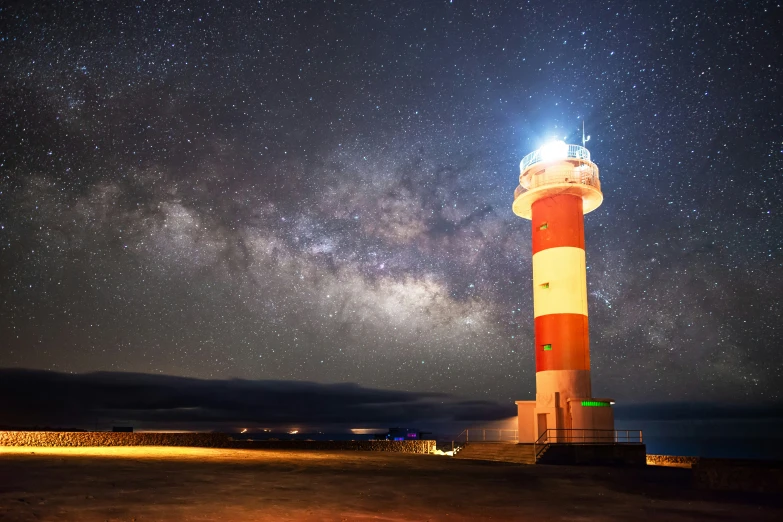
[350,428,388,435]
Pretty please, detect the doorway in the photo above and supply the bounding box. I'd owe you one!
[537,413,548,441]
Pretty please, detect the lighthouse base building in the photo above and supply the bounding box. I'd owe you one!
[512,141,616,444]
[515,394,615,443]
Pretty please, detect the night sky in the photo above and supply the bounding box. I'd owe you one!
[1,0,781,417]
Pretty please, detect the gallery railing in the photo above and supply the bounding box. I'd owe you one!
[517,162,601,193]
[520,143,591,172]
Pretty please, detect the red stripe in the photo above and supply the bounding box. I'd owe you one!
[531,194,585,254]
[534,313,590,372]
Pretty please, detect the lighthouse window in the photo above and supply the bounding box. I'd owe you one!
[540,282,549,289]
[539,223,548,230]
[543,344,552,351]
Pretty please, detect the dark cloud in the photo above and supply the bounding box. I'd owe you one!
[0,369,514,431]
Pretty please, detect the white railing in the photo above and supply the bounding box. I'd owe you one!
[520,143,591,173]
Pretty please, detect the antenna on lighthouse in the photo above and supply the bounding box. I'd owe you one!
[582,120,586,148]
[582,120,591,148]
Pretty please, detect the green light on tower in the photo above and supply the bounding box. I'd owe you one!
[581,400,611,407]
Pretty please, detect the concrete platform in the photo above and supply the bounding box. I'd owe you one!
[455,442,647,466]
[537,443,647,465]
[1,446,780,521]
[454,442,537,464]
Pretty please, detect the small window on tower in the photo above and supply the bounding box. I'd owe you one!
[539,223,548,230]
[540,282,550,289]
[543,344,552,351]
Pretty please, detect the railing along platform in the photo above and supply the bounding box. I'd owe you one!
[455,429,518,443]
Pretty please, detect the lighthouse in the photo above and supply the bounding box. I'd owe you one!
[513,139,615,443]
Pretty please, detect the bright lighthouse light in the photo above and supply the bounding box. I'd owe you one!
[539,140,569,162]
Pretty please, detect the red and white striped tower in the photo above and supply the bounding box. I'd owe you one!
[513,140,614,443]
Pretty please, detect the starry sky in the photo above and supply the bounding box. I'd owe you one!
[1,0,781,411]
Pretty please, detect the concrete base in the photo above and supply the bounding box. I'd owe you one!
[537,443,646,466]
[536,370,592,404]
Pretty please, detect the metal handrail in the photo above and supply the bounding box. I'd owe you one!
[455,428,643,462]
[532,429,643,462]
[455,429,518,443]
[535,429,643,445]
[520,143,591,173]
[533,430,549,460]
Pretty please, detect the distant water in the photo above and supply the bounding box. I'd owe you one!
[641,436,783,460]
[616,417,783,460]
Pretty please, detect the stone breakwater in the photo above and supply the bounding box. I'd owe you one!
[646,454,700,468]
[0,431,231,448]
[232,440,435,454]
[0,432,435,454]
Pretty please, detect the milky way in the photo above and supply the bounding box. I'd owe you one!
[0,0,780,406]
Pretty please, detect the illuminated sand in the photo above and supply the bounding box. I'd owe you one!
[1,447,780,521]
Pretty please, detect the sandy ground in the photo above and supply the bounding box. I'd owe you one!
[0,447,779,521]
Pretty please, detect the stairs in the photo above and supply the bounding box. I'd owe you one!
[454,442,546,465]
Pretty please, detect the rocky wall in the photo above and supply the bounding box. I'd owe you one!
[0,431,231,447]
[231,440,435,454]
[0,432,435,454]
[646,454,700,468]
